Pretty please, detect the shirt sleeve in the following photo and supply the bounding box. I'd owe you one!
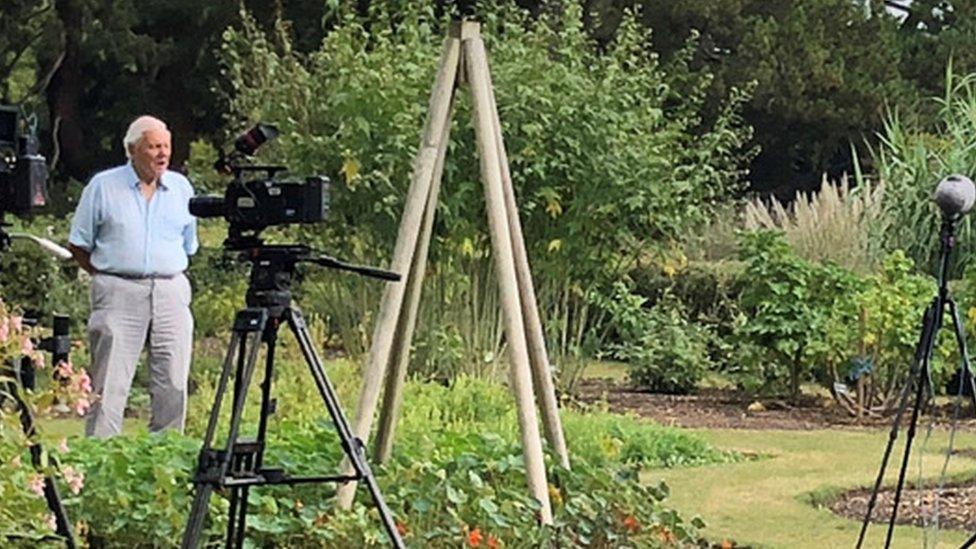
[68,180,99,251]
[183,184,199,256]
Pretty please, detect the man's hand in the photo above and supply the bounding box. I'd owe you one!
[68,244,95,275]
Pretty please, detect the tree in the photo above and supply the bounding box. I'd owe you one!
[619,0,914,195]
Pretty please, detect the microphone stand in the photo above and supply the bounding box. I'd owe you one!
[857,215,976,548]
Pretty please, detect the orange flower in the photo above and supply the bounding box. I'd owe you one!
[467,527,484,547]
[486,534,500,549]
[396,520,409,537]
[622,515,639,533]
[655,525,676,543]
[720,540,734,549]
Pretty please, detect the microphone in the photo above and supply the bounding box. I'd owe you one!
[9,233,73,260]
[933,174,976,218]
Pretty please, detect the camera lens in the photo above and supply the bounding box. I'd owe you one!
[189,195,225,219]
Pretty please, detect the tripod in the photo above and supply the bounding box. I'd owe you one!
[857,217,976,548]
[181,244,405,548]
[2,314,76,547]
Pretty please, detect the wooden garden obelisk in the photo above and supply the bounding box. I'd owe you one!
[335,21,569,525]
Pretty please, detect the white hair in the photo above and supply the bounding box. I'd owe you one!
[123,115,169,158]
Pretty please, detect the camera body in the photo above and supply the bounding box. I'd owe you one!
[190,166,329,238]
[189,123,330,249]
[0,105,48,218]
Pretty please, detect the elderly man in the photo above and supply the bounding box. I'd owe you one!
[68,115,198,437]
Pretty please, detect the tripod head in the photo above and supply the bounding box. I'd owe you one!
[237,243,400,312]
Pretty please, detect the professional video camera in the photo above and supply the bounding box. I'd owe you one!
[0,105,48,224]
[188,123,329,249]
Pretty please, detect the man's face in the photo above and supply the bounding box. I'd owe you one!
[131,129,171,181]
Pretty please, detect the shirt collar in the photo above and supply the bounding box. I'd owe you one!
[124,162,169,190]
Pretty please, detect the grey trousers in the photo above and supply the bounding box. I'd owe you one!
[85,273,193,437]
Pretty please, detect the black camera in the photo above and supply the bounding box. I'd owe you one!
[0,105,48,218]
[189,123,329,249]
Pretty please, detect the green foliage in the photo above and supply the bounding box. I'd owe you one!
[217,1,753,371]
[186,247,248,338]
[59,432,204,544]
[632,259,744,372]
[734,230,859,397]
[825,251,942,390]
[40,359,727,546]
[596,283,713,395]
[871,69,976,276]
[0,215,88,334]
[0,297,92,543]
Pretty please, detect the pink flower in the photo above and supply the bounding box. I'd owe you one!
[58,438,69,454]
[56,360,74,378]
[74,398,90,416]
[62,466,84,495]
[77,371,92,394]
[31,352,44,369]
[21,336,33,354]
[47,513,57,531]
[11,316,22,331]
[28,474,45,497]
[0,317,8,343]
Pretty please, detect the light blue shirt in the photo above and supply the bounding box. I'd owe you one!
[69,163,198,277]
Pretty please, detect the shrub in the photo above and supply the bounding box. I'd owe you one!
[632,259,744,371]
[596,283,712,394]
[734,230,860,398]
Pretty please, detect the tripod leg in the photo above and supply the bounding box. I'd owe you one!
[857,300,938,549]
[229,326,279,548]
[183,328,245,548]
[885,360,931,548]
[286,307,405,549]
[8,379,76,548]
[947,299,976,411]
[224,452,252,548]
[182,310,267,549]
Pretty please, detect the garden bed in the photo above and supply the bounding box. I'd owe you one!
[575,379,976,431]
[829,481,976,531]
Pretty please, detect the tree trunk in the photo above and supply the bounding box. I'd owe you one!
[48,0,89,182]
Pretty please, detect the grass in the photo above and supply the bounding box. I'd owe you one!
[648,428,976,548]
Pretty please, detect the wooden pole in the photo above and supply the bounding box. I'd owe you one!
[463,23,553,524]
[374,90,455,463]
[483,46,570,470]
[337,32,461,510]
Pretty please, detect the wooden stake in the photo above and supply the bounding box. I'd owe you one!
[374,94,455,463]
[337,32,461,510]
[463,27,553,524]
[483,46,570,470]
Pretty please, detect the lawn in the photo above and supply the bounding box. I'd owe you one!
[650,428,976,548]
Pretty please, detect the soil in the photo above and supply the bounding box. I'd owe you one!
[574,378,976,533]
[830,483,976,532]
[573,378,976,431]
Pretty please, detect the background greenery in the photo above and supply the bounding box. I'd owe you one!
[6,0,976,545]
